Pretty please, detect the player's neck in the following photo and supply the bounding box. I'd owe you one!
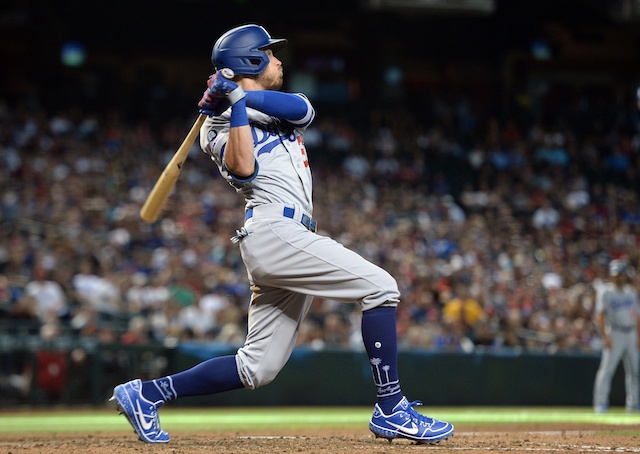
[239,78,264,91]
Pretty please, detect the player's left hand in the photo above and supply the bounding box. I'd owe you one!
[209,69,246,104]
[198,89,219,116]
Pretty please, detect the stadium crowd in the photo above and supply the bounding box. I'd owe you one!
[1,81,639,360]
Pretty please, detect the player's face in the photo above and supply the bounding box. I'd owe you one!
[256,50,283,90]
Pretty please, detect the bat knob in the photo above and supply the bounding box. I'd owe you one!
[221,68,235,79]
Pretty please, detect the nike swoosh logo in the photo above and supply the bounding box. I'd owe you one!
[134,400,155,432]
[389,421,420,435]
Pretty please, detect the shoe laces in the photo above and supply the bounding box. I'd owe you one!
[151,403,164,431]
[405,400,435,427]
[141,399,164,435]
[149,410,169,441]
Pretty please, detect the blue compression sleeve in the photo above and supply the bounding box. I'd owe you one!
[244,91,309,122]
[230,98,249,127]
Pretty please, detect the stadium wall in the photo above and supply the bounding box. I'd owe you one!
[172,344,623,407]
[0,339,626,407]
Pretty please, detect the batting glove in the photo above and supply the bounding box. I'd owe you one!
[198,74,229,116]
[209,69,246,104]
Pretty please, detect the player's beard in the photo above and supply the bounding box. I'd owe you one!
[256,67,284,91]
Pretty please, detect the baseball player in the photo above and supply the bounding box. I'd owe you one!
[111,24,453,444]
[593,259,640,413]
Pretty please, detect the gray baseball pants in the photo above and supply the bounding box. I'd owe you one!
[232,204,400,390]
[593,328,639,410]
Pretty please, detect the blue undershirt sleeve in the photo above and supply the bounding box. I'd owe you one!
[244,91,310,123]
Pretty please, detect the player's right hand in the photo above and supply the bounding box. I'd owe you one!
[209,69,246,104]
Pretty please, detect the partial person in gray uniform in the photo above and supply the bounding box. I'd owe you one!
[111,23,454,444]
[593,259,640,413]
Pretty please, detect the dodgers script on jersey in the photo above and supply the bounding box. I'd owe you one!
[200,96,315,215]
[596,282,640,329]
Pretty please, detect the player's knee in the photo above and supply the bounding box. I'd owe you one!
[253,367,280,388]
[235,350,284,390]
[242,365,281,390]
[361,271,400,310]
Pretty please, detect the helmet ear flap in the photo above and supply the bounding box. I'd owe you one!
[211,24,287,75]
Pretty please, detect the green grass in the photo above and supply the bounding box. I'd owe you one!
[0,406,638,434]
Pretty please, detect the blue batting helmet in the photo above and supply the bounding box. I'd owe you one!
[211,24,287,75]
[609,259,626,277]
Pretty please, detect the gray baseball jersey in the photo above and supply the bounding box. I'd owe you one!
[201,99,314,213]
[199,99,400,390]
[595,283,639,329]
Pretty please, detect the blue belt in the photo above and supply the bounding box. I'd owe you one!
[245,206,318,233]
[611,324,635,333]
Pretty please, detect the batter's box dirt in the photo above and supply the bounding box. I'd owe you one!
[1,426,640,453]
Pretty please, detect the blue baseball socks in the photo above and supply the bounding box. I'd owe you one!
[361,306,403,413]
[140,355,243,404]
[137,307,402,413]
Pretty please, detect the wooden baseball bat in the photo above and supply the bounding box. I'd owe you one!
[139,68,235,223]
[139,113,206,223]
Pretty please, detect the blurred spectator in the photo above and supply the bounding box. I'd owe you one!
[177,297,216,340]
[24,267,68,323]
[0,274,21,315]
[440,195,466,226]
[71,258,121,316]
[564,178,590,212]
[297,319,325,349]
[442,283,487,335]
[125,271,171,314]
[342,150,370,180]
[322,312,350,348]
[5,294,40,332]
[120,315,151,345]
[534,129,569,168]
[532,200,560,230]
[214,304,245,344]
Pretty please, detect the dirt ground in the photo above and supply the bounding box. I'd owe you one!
[1,424,640,454]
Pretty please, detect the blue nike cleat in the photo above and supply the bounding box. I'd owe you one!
[369,397,454,444]
[110,379,170,443]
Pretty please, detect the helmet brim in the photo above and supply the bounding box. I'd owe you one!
[259,38,287,53]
